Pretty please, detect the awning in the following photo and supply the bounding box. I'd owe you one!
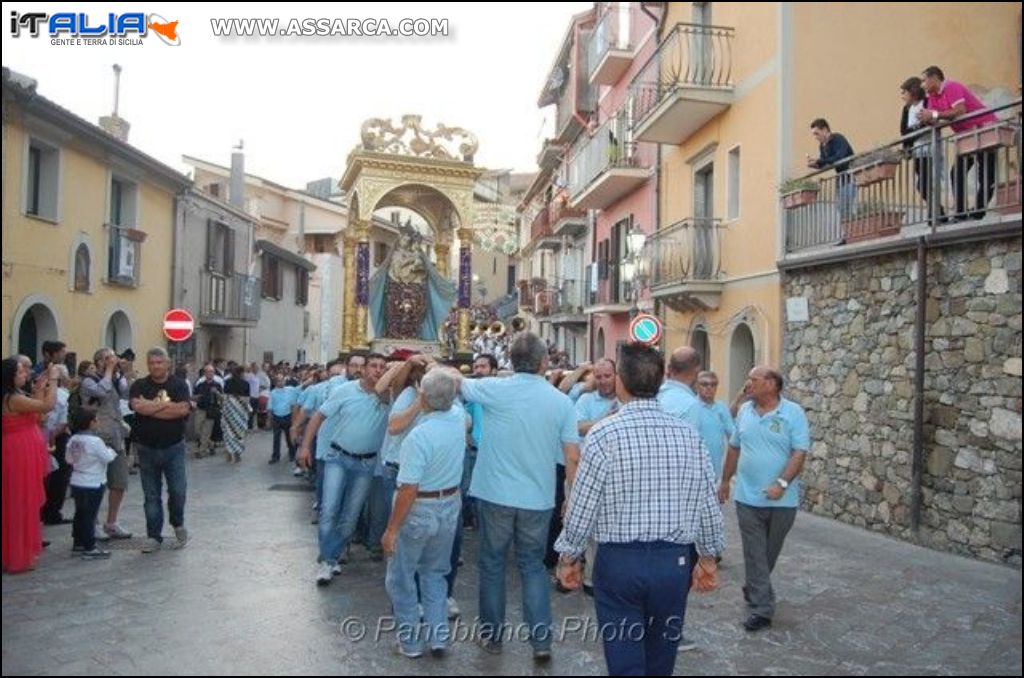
[256,239,317,272]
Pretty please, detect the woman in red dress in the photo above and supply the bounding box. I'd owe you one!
[2,356,58,573]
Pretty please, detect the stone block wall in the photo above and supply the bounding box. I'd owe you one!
[782,236,1022,566]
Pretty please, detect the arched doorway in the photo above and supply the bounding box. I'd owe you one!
[729,322,756,397]
[104,311,133,354]
[691,326,710,370]
[16,302,59,363]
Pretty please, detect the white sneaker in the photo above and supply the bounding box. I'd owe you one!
[292,464,303,477]
[677,634,697,652]
[171,526,189,549]
[316,561,334,586]
[103,523,133,539]
[331,561,343,576]
[447,597,460,619]
[141,538,162,554]
[95,524,111,542]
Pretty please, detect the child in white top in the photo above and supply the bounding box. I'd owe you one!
[66,409,117,559]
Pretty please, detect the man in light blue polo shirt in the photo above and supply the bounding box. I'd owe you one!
[298,354,389,586]
[268,374,299,464]
[575,359,619,437]
[657,346,702,431]
[458,332,580,662]
[382,368,465,658]
[696,370,736,479]
[719,366,810,633]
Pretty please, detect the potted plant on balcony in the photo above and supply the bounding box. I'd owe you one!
[850,149,903,187]
[841,201,904,243]
[779,178,820,209]
[952,122,1018,156]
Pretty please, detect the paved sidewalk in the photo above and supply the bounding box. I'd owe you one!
[3,430,1021,675]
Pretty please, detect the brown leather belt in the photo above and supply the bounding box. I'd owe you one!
[416,486,460,499]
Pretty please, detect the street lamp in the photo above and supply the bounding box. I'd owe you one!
[621,229,649,318]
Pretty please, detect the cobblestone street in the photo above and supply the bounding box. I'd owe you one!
[2,431,1020,675]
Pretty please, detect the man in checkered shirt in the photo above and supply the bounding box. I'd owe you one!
[555,342,724,676]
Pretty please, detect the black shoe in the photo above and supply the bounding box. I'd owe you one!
[41,540,51,548]
[268,457,280,464]
[429,647,447,658]
[43,517,73,526]
[743,614,772,632]
[533,648,552,663]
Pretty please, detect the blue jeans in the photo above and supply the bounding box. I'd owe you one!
[477,499,553,649]
[594,541,695,676]
[385,494,461,654]
[314,458,324,510]
[318,450,375,563]
[138,441,187,542]
[368,466,398,551]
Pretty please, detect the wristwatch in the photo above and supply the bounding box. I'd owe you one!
[775,477,789,490]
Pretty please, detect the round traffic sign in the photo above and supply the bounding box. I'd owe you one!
[163,308,195,342]
[629,313,663,345]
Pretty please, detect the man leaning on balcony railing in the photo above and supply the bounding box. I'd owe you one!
[807,118,856,221]
[918,65,1000,221]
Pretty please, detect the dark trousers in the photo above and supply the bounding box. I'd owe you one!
[544,463,567,568]
[42,432,71,523]
[72,485,106,551]
[953,149,998,218]
[271,415,295,461]
[593,542,695,676]
[736,502,797,620]
[913,156,946,221]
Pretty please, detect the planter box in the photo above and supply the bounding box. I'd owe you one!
[852,160,900,187]
[842,211,904,243]
[994,177,1021,215]
[954,124,1017,155]
[781,188,819,209]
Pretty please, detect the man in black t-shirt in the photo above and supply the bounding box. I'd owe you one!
[129,348,192,553]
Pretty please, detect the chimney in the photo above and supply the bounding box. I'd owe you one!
[230,140,245,209]
[98,64,130,142]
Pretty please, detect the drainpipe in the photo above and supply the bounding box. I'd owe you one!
[911,237,926,532]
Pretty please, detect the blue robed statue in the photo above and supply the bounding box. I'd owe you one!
[369,226,456,341]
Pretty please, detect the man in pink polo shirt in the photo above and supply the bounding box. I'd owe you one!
[918,65,1000,220]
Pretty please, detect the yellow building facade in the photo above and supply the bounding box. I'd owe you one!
[650,2,1020,396]
[2,71,188,364]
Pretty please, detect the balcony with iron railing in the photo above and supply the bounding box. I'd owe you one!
[529,206,560,250]
[584,260,631,314]
[629,23,735,145]
[647,217,724,311]
[568,111,651,210]
[549,198,588,238]
[783,101,1022,260]
[199,270,261,325]
[587,3,645,86]
[550,279,588,325]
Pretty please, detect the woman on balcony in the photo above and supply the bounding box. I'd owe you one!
[900,77,946,223]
